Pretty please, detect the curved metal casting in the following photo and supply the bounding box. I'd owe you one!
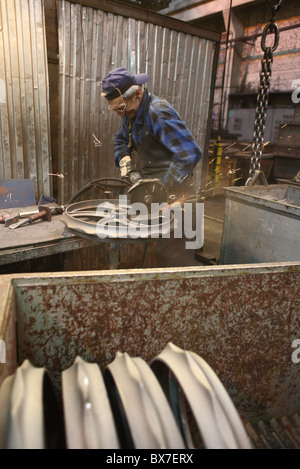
[62,356,119,449]
[61,199,177,242]
[104,352,185,449]
[151,343,252,449]
[0,347,253,449]
[0,360,62,449]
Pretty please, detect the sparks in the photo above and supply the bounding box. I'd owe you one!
[223,142,236,152]
[92,134,102,147]
[48,172,64,178]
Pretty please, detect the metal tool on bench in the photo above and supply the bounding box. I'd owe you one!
[4,212,30,227]
[9,205,52,230]
[5,204,64,227]
[4,195,65,227]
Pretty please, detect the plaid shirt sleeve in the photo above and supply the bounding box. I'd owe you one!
[148,99,202,185]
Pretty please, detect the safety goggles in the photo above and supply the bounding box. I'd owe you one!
[108,102,128,113]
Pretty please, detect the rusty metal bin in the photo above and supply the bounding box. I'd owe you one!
[220,184,300,265]
[0,263,300,448]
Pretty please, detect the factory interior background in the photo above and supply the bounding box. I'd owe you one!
[0,0,299,451]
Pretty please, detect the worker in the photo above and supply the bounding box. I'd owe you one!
[101,67,203,267]
[101,67,202,198]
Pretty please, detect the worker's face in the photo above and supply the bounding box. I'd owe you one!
[108,90,142,119]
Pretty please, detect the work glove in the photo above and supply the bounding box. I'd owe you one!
[119,155,134,178]
[119,156,143,184]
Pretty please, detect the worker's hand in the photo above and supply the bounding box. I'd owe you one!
[119,155,134,178]
[128,170,143,184]
[119,156,143,184]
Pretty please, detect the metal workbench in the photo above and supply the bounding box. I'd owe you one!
[0,205,97,267]
[0,205,150,270]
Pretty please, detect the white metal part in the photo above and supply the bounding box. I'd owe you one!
[61,199,177,240]
[105,352,186,449]
[62,356,120,449]
[0,360,46,449]
[151,343,252,449]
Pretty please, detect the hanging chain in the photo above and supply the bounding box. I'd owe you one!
[248,1,282,178]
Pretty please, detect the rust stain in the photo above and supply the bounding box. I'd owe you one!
[9,268,300,423]
[0,187,8,197]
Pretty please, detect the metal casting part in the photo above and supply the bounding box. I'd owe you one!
[62,356,119,449]
[61,199,177,241]
[151,343,252,449]
[0,360,47,449]
[104,352,185,449]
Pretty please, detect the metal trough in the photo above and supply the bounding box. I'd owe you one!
[0,262,299,448]
[220,184,300,264]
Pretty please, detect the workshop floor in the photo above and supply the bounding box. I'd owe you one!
[143,192,226,268]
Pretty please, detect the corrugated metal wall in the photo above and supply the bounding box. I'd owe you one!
[57,0,219,204]
[0,0,51,200]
